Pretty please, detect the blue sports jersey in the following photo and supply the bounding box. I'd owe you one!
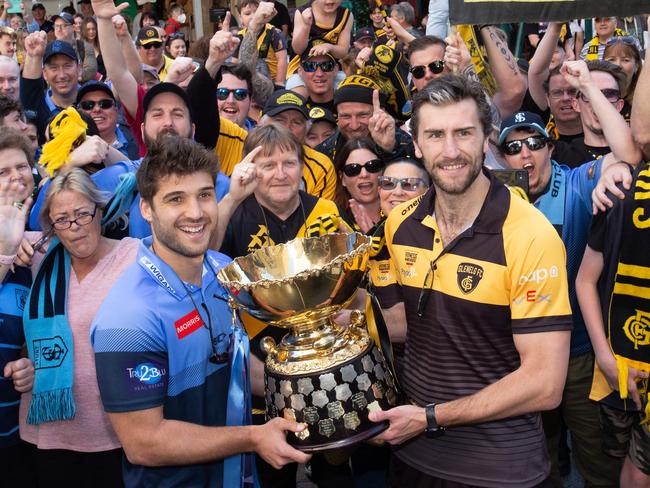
[0,267,30,447]
[91,237,243,488]
[533,159,601,356]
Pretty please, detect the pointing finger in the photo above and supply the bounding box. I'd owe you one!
[221,11,231,32]
[241,146,263,165]
[372,89,381,113]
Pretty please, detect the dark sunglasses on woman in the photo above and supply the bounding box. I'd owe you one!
[342,159,384,177]
[502,136,548,156]
[409,60,445,79]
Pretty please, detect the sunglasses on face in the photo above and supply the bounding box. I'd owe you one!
[578,88,621,104]
[79,99,115,110]
[502,135,548,156]
[409,60,445,79]
[142,41,162,50]
[216,88,249,101]
[342,159,384,177]
[378,175,426,191]
[301,60,337,73]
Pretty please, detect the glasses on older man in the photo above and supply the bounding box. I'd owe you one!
[52,206,98,230]
[141,42,162,50]
[79,99,115,110]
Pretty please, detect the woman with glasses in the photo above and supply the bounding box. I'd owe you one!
[333,137,384,233]
[603,36,643,105]
[18,168,138,487]
[165,31,186,59]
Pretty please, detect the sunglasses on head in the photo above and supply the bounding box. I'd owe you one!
[142,41,162,50]
[502,135,548,156]
[378,175,426,191]
[301,59,337,73]
[342,159,384,177]
[606,35,637,46]
[409,60,445,79]
[169,32,185,40]
[578,88,621,104]
[216,87,249,101]
[79,99,115,110]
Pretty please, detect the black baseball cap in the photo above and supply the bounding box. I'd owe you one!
[499,111,549,144]
[354,27,374,42]
[137,26,163,46]
[76,81,115,104]
[142,82,192,117]
[43,40,78,64]
[308,106,336,126]
[262,90,309,119]
[51,12,74,25]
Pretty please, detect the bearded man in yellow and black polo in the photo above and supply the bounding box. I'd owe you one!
[367,74,573,487]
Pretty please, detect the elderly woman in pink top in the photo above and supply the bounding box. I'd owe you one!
[18,168,138,487]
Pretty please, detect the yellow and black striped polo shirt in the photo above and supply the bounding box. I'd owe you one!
[377,172,572,486]
[215,118,337,200]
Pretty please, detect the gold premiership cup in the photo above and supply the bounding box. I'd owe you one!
[217,233,399,452]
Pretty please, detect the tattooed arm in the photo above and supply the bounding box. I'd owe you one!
[480,25,526,119]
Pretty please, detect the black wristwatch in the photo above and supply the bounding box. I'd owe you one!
[425,403,445,438]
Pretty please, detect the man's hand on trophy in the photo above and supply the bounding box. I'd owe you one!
[253,418,312,468]
[368,405,427,445]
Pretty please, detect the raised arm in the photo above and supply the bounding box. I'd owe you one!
[112,14,144,85]
[631,16,650,159]
[291,8,311,56]
[562,60,641,166]
[21,30,46,80]
[480,25,526,118]
[528,22,562,111]
[92,0,138,119]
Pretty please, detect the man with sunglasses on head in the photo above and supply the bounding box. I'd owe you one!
[500,110,640,486]
[136,26,173,82]
[76,80,140,159]
[552,60,638,167]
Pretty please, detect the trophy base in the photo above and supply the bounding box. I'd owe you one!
[264,340,398,452]
[298,421,389,453]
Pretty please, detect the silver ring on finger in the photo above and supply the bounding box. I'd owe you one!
[12,201,23,210]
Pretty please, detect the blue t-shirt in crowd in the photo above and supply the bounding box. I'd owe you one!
[0,267,30,447]
[533,158,602,356]
[91,237,241,487]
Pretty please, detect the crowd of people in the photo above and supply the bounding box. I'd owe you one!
[0,0,648,486]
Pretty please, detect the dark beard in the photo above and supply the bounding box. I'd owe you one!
[429,156,483,195]
[143,128,182,150]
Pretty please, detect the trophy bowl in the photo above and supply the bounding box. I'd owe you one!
[218,233,399,452]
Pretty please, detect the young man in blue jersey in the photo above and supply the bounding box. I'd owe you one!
[498,60,641,487]
[91,135,309,488]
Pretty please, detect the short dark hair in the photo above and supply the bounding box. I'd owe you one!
[586,59,626,94]
[410,74,492,140]
[237,0,260,11]
[406,35,447,61]
[0,127,34,165]
[137,135,220,203]
[221,63,253,94]
[243,123,304,161]
[0,95,22,125]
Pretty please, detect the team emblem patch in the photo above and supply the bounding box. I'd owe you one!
[456,262,484,294]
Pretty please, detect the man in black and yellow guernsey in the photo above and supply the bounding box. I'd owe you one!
[367,75,573,487]
[219,123,347,486]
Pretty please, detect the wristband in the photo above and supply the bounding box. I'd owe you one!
[0,254,16,266]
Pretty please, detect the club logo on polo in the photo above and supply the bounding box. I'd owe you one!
[457,262,484,294]
[32,336,68,369]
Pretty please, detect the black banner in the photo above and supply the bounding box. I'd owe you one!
[449,0,647,26]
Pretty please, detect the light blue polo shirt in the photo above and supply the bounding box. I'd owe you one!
[91,237,245,488]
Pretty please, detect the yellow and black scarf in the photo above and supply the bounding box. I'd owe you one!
[609,163,650,423]
[585,28,627,60]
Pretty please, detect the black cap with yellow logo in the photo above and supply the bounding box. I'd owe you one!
[308,106,336,125]
[262,90,309,119]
